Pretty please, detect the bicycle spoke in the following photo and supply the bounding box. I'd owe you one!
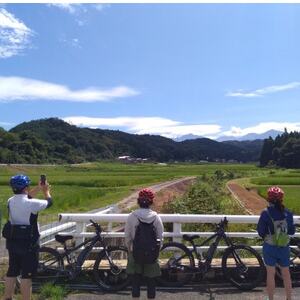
[222,245,264,290]
[157,242,194,287]
[93,246,129,291]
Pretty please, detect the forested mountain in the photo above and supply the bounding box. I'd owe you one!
[0,118,263,164]
[260,129,300,168]
[223,140,264,162]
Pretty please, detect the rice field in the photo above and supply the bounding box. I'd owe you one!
[1,162,299,223]
[0,162,261,223]
[250,170,300,214]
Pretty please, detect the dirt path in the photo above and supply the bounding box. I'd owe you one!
[227,181,267,215]
[117,177,196,212]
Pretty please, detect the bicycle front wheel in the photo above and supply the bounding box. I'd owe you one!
[34,247,64,283]
[93,246,129,291]
[222,245,264,290]
[157,242,195,287]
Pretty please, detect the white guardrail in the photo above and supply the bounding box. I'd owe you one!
[39,212,300,251]
[39,206,115,245]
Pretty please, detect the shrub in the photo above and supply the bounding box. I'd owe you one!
[37,283,67,300]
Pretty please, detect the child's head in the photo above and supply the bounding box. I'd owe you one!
[137,188,155,208]
[267,186,285,212]
[267,186,284,203]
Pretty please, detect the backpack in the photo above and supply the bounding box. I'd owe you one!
[266,209,290,247]
[132,218,160,264]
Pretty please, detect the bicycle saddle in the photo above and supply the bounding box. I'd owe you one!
[182,234,200,241]
[55,234,73,244]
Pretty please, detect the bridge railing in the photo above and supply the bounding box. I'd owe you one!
[39,206,115,245]
[46,213,300,251]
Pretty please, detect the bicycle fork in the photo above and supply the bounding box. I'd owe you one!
[229,248,248,278]
[103,249,123,276]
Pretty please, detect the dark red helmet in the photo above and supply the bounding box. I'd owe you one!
[267,186,284,202]
[138,188,155,205]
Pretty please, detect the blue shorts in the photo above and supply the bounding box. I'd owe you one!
[263,242,290,267]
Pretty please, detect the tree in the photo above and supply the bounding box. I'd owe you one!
[260,137,274,166]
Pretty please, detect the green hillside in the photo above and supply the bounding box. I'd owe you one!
[0,118,262,164]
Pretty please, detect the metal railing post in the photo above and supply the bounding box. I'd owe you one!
[173,222,182,243]
[75,222,85,246]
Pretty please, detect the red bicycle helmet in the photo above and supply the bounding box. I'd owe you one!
[138,188,155,205]
[267,186,284,201]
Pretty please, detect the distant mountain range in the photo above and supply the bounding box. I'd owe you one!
[0,118,265,164]
[174,134,204,142]
[172,130,282,142]
[216,130,283,142]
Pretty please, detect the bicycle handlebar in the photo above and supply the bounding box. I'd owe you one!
[89,219,102,234]
[217,217,228,229]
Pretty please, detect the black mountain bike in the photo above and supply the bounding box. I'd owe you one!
[35,220,129,291]
[157,217,265,290]
[276,224,300,281]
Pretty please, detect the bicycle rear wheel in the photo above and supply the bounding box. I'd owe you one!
[222,245,265,290]
[276,248,300,281]
[33,247,64,284]
[93,246,129,291]
[157,242,195,287]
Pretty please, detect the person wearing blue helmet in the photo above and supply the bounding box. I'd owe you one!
[3,174,53,300]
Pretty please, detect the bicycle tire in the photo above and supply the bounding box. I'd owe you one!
[93,246,129,291]
[157,242,195,287]
[34,246,64,284]
[222,245,264,290]
[276,248,300,281]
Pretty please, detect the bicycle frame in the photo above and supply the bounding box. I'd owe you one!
[58,228,107,277]
[188,223,236,271]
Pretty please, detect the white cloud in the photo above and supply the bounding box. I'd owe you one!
[49,4,109,28]
[49,3,109,15]
[0,77,139,102]
[60,36,81,48]
[226,82,300,98]
[63,117,300,140]
[63,116,222,139]
[0,8,33,58]
[222,122,300,137]
[93,4,110,11]
[0,121,12,127]
[48,4,80,14]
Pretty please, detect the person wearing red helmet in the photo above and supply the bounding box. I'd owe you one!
[125,188,163,299]
[257,186,295,300]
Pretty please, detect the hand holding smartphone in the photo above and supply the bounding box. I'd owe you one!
[40,174,47,185]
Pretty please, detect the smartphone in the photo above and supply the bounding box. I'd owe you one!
[40,174,47,185]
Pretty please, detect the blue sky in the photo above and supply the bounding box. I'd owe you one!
[1,3,300,139]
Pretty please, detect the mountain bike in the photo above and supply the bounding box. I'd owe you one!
[157,217,265,290]
[34,219,129,291]
[276,224,300,282]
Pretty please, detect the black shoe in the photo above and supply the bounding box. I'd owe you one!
[131,274,142,298]
[146,277,156,299]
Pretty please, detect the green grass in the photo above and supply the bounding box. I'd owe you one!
[256,185,300,214]
[37,283,67,300]
[251,177,300,185]
[0,282,4,297]
[244,168,300,214]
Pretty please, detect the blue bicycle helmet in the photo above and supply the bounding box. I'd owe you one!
[10,174,31,192]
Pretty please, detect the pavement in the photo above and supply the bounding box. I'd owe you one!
[66,285,300,300]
